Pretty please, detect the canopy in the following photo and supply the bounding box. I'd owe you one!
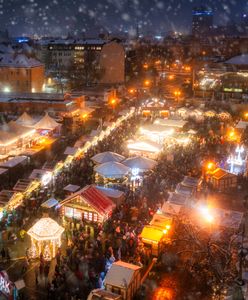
[34,113,60,130]
[92,151,125,164]
[41,198,59,209]
[16,112,35,127]
[27,217,64,241]
[94,161,130,178]
[122,156,157,171]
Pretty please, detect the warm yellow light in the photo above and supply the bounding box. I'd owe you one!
[168,75,174,80]
[244,112,248,118]
[207,162,214,170]
[110,98,116,105]
[129,88,134,94]
[144,80,150,86]
[143,63,148,69]
[199,206,214,223]
[165,224,171,230]
[229,131,235,138]
[163,229,167,234]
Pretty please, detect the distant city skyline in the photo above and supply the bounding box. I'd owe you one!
[0,0,247,37]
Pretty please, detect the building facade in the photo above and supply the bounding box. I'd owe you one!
[0,54,44,93]
[192,7,213,37]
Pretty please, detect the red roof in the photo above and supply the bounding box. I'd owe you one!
[61,185,115,216]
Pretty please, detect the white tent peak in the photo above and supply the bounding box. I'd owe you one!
[16,112,35,126]
[34,113,60,130]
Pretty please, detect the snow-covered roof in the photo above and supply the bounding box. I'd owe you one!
[16,112,35,127]
[0,156,27,168]
[0,54,43,68]
[37,38,106,46]
[225,54,248,65]
[105,261,141,288]
[34,113,60,130]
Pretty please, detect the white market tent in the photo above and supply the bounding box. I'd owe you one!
[16,112,35,127]
[153,118,186,128]
[122,156,157,172]
[92,151,125,164]
[34,113,60,130]
[94,161,130,178]
[127,140,162,154]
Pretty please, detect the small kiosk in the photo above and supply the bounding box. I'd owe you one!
[27,217,64,260]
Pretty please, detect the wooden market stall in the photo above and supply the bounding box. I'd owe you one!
[140,225,164,257]
[207,168,238,191]
[60,185,115,223]
[104,261,142,300]
[13,178,40,195]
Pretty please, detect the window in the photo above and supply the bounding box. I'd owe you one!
[88,212,93,221]
[93,213,98,222]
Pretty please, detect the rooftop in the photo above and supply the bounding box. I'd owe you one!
[0,54,43,68]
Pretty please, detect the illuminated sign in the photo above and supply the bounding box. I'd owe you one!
[224,88,243,93]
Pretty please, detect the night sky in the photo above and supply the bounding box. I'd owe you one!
[0,0,246,37]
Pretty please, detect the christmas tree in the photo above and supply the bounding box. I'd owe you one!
[43,244,51,261]
[29,244,37,259]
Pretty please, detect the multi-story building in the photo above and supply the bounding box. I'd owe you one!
[192,7,213,37]
[35,39,125,85]
[36,39,105,69]
[0,54,44,93]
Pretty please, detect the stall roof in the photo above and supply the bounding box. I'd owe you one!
[153,118,186,128]
[61,185,115,216]
[0,190,15,207]
[235,121,248,130]
[168,192,188,206]
[175,183,194,196]
[105,261,141,288]
[140,225,164,243]
[41,198,59,208]
[182,176,201,188]
[29,169,48,180]
[16,112,36,127]
[94,185,124,199]
[150,213,172,230]
[64,147,78,156]
[0,156,27,168]
[63,184,81,193]
[0,168,8,176]
[34,113,60,130]
[162,201,182,215]
[13,179,33,192]
[127,139,162,153]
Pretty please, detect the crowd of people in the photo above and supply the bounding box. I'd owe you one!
[0,108,239,299]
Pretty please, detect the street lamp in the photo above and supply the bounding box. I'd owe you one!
[144,80,150,87]
[174,90,181,101]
